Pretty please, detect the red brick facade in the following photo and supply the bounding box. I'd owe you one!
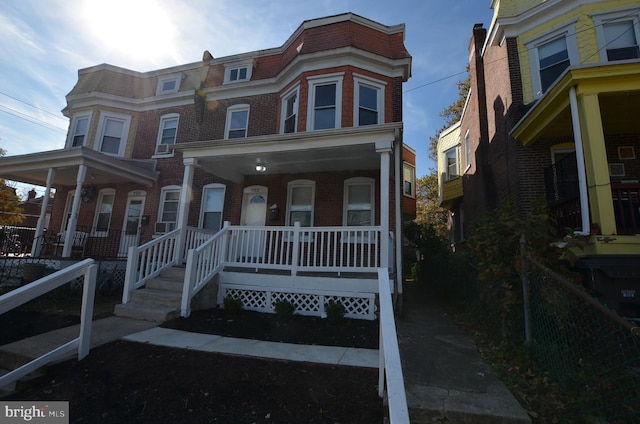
[46,14,413,258]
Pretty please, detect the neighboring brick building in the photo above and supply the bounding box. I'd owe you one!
[1,13,415,315]
[438,0,640,316]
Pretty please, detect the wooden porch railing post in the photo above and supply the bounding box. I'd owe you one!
[78,263,97,360]
[221,221,231,264]
[291,222,301,277]
[122,245,139,304]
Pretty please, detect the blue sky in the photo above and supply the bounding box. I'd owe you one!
[0,0,494,196]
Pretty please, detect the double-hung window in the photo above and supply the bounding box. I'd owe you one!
[69,113,91,147]
[527,25,578,97]
[344,177,374,227]
[62,191,76,232]
[93,189,115,236]
[157,186,181,233]
[96,112,131,156]
[156,114,179,155]
[603,20,640,61]
[281,86,299,133]
[403,164,415,197]
[538,37,570,93]
[199,184,226,231]
[445,147,459,181]
[464,129,472,171]
[287,180,315,227]
[354,76,385,126]
[594,9,640,62]
[225,104,249,139]
[307,74,343,130]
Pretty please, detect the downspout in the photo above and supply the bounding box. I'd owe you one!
[568,86,591,235]
[394,136,403,305]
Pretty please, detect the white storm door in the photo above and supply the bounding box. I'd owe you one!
[239,186,267,261]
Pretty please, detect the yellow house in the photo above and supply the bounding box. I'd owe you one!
[438,0,640,316]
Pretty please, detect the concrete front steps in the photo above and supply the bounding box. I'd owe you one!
[114,267,185,322]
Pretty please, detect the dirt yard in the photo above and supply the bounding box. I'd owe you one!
[3,308,382,423]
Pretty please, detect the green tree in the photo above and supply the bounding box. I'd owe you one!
[428,69,471,162]
[0,179,24,225]
[415,172,448,239]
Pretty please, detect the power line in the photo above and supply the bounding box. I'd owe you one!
[0,104,67,134]
[0,91,67,121]
[404,10,640,95]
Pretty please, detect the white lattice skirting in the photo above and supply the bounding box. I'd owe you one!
[220,284,377,320]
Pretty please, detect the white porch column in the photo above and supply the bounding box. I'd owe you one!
[31,168,55,257]
[63,165,86,257]
[175,157,196,263]
[376,140,393,270]
[394,139,403,298]
[569,87,591,235]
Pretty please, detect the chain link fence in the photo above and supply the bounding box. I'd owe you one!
[525,256,640,422]
[423,245,640,422]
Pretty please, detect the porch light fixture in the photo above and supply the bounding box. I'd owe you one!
[255,163,267,172]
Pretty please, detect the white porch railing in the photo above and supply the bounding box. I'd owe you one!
[0,258,97,390]
[122,229,180,304]
[124,223,390,317]
[181,225,230,317]
[377,268,409,423]
[226,223,383,274]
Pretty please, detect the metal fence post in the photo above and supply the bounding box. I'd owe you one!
[520,234,532,345]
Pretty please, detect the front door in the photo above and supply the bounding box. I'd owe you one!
[118,191,146,257]
[239,186,267,261]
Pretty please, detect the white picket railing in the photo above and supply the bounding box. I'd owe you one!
[225,223,383,274]
[181,225,231,317]
[125,223,387,316]
[122,229,179,304]
[377,268,409,423]
[0,259,97,390]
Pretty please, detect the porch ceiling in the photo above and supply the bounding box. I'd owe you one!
[0,147,159,187]
[176,123,402,183]
[511,62,640,145]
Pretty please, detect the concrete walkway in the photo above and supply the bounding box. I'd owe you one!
[398,282,531,423]
[1,288,531,423]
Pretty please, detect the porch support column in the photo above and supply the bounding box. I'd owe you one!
[394,138,403,300]
[31,168,56,257]
[176,157,196,264]
[62,164,86,257]
[568,87,590,235]
[576,91,616,234]
[376,140,393,270]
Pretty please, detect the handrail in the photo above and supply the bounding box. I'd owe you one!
[122,228,180,304]
[377,268,409,423]
[0,258,97,390]
[181,225,231,317]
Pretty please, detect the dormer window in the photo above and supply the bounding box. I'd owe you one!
[156,75,181,95]
[224,63,253,84]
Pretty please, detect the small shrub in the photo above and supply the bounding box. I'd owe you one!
[223,296,243,315]
[325,300,346,323]
[274,299,296,320]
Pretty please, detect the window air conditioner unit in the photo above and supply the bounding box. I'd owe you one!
[156,144,170,154]
[155,222,176,233]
